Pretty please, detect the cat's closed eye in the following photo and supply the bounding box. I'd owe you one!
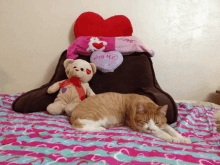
[137,120,146,125]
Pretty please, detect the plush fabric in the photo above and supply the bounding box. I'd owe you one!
[90,50,123,73]
[67,36,155,60]
[74,12,133,38]
[58,77,86,101]
[12,50,177,124]
[46,59,96,116]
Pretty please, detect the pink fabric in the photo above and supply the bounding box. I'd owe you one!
[0,94,220,164]
[90,51,123,73]
[67,36,155,59]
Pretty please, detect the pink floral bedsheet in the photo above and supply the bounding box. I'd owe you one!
[0,94,220,164]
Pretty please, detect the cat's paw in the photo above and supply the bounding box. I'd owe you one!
[93,127,106,131]
[177,136,191,144]
[171,137,180,143]
[170,137,180,143]
[165,137,180,143]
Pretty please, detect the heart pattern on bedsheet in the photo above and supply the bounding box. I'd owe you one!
[0,94,220,164]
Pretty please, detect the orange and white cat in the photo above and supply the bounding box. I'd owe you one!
[70,92,191,143]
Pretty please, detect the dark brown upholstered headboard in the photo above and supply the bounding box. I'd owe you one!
[12,50,177,124]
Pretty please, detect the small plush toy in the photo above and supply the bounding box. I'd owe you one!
[47,59,96,116]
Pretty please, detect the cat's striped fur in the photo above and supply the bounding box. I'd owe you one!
[70,92,191,143]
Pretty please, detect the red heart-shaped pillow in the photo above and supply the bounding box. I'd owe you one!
[74,12,133,38]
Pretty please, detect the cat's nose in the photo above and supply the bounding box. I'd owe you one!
[75,69,79,71]
[146,128,151,131]
[147,128,155,132]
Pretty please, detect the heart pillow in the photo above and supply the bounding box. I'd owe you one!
[90,50,123,73]
[74,12,133,38]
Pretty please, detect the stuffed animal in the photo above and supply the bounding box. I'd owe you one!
[47,59,96,116]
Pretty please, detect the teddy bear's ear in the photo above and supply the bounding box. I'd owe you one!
[64,59,74,68]
[90,63,97,74]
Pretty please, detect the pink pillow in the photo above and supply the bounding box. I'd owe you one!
[67,36,155,60]
[90,50,123,73]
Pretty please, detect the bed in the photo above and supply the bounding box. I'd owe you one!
[1,93,220,164]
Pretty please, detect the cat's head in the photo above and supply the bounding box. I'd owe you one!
[129,102,168,134]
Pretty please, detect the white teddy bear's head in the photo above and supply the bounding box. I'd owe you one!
[64,59,96,83]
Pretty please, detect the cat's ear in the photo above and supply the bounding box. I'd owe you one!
[128,104,139,131]
[137,103,144,113]
[159,105,168,116]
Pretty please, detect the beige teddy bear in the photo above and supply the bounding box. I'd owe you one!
[47,59,96,116]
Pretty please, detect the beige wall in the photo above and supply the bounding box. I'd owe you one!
[0,0,220,103]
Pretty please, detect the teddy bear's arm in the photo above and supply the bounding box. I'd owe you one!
[85,83,96,97]
[47,80,65,94]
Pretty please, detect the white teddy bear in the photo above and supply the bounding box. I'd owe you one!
[47,59,96,116]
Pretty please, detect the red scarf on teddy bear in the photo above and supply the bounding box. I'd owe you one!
[59,77,86,101]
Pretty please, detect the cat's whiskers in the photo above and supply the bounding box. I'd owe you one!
[143,119,160,134]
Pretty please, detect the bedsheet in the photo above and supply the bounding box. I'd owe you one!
[0,94,220,165]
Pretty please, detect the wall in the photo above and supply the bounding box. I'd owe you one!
[0,0,220,103]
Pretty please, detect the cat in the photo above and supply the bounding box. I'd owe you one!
[70,92,191,143]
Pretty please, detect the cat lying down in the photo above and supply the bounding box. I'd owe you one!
[70,92,191,143]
